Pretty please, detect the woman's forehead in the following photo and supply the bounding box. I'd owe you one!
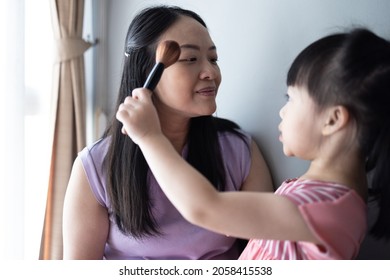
[160,16,215,48]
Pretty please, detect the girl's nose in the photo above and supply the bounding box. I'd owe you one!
[279,105,286,119]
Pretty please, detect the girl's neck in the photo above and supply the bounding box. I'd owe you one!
[302,155,368,201]
[301,122,368,201]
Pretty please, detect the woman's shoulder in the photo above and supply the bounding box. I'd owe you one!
[78,137,111,179]
[212,116,240,129]
[77,137,111,207]
[79,137,110,161]
[213,116,251,145]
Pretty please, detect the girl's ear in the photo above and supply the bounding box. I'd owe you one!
[322,105,350,135]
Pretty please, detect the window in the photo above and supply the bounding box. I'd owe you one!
[1,0,98,260]
[24,0,53,260]
[0,0,53,260]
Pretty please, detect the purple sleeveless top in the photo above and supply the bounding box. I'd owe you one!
[79,131,251,259]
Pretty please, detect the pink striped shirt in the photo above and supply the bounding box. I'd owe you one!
[239,179,367,260]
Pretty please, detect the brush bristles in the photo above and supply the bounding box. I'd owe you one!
[156,40,181,68]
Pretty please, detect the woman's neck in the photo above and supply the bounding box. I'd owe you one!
[159,114,190,153]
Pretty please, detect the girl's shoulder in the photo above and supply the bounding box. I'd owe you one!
[276,178,360,205]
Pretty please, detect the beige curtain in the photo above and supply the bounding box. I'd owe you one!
[40,0,91,260]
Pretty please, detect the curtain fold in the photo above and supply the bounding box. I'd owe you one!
[40,0,90,260]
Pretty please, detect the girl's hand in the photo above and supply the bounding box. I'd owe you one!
[116,88,162,145]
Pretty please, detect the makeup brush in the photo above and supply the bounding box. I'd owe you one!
[143,40,181,91]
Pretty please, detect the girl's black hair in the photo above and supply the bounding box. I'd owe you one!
[102,5,246,238]
[287,28,390,239]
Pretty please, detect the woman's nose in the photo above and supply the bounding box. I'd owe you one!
[199,61,219,80]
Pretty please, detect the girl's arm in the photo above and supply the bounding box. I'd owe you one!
[117,89,318,243]
[62,157,109,259]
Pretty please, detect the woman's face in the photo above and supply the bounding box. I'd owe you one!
[153,16,221,120]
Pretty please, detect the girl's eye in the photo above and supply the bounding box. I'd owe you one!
[284,93,290,101]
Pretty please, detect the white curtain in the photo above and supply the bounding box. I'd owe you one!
[1,0,53,260]
[0,0,25,259]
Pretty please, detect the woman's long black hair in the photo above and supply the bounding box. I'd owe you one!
[102,5,246,238]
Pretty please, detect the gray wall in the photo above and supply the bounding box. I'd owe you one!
[103,0,390,259]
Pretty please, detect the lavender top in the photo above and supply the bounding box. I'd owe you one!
[79,131,252,259]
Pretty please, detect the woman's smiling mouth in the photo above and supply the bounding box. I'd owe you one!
[196,87,217,96]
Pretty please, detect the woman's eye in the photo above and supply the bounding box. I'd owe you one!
[210,58,218,64]
[284,93,290,101]
[177,56,218,64]
[178,57,197,62]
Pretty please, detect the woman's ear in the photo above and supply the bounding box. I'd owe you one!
[322,105,349,135]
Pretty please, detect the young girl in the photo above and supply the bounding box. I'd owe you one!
[116,28,390,259]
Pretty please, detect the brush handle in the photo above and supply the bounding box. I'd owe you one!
[143,63,165,91]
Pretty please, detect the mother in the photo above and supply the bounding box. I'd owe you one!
[62,5,273,259]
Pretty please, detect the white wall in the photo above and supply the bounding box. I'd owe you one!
[104,0,390,259]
